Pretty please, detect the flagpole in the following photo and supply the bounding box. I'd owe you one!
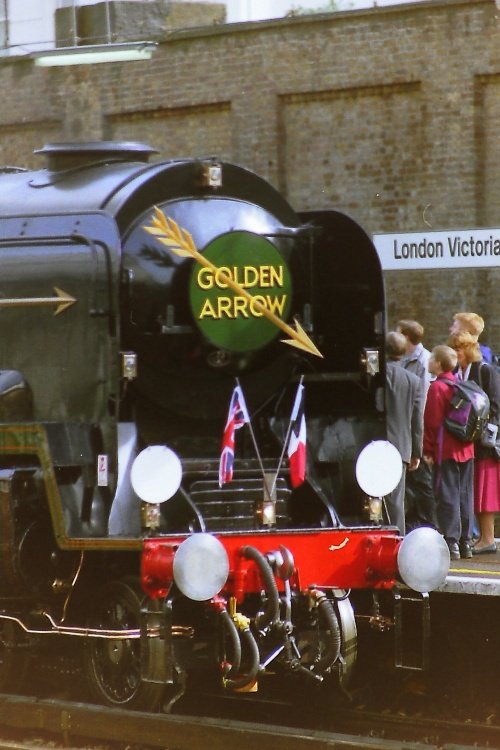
[270,374,305,496]
[235,378,273,504]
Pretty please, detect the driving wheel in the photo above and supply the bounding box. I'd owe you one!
[84,577,164,710]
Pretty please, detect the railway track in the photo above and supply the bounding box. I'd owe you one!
[0,693,498,750]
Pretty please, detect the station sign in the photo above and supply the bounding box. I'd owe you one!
[373,228,500,270]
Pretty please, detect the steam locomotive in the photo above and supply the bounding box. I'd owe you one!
[0,142,448,711]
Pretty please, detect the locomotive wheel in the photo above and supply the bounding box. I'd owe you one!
[83,577,164,711]
[0,621,29,693]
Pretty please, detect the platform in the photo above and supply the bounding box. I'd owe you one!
[435,540,500,596]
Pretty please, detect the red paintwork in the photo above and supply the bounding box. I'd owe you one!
[141,528,402,599]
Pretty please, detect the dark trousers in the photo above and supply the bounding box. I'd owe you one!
[386,465,407,536]
[434,458,474,544]
[405,460,438,532]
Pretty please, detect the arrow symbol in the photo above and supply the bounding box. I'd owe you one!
[0,287,76,316]
[144,207,323,358]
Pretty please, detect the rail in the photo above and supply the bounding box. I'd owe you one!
[0,694,497,750]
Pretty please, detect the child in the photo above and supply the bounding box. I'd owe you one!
[423,345,475,559]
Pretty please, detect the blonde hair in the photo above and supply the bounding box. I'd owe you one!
[431,344,457,372]
[452,312,484,339]
[448,331,482,363]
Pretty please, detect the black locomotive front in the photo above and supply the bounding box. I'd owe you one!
[0,142,448,710]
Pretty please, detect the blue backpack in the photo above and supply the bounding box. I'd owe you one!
[442,379,490,443]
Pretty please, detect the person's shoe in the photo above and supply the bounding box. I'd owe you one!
[447,542,460,560]
[472,543,497,555]
[459,541,473,559]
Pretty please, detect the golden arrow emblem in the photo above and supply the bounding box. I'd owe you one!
[144,207,323,358]
[0,287,76,316]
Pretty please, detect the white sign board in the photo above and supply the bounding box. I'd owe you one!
[373,229,500,271]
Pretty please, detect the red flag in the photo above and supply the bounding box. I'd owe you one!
[287,384,306,488]
[219,385,250,487]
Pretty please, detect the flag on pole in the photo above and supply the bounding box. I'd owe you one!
[287,384,306,488]
[219,385,250,487]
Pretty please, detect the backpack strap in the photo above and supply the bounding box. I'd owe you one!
[478,361,484,389]
[440,378,456,389]
[478,361,498,426]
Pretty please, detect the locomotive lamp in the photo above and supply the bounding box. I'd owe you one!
[364,495,383,523]
[198,161,223,188]
[355,440,402,526]
[260,473,277,527]
[130,445,183,535]
[361,347,380,376]
[140,501,161,532]
[121,351,138,380]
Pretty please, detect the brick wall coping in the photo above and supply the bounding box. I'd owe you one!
[162,0,494,43]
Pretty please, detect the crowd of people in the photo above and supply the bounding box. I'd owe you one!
[384,314,499,559]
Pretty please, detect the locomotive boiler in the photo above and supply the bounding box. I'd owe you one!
[0,142,448,711]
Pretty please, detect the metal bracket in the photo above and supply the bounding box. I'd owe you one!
[393,589,430,672]
[140,598,172,684]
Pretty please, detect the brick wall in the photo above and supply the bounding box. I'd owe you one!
[0,0,499,351]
